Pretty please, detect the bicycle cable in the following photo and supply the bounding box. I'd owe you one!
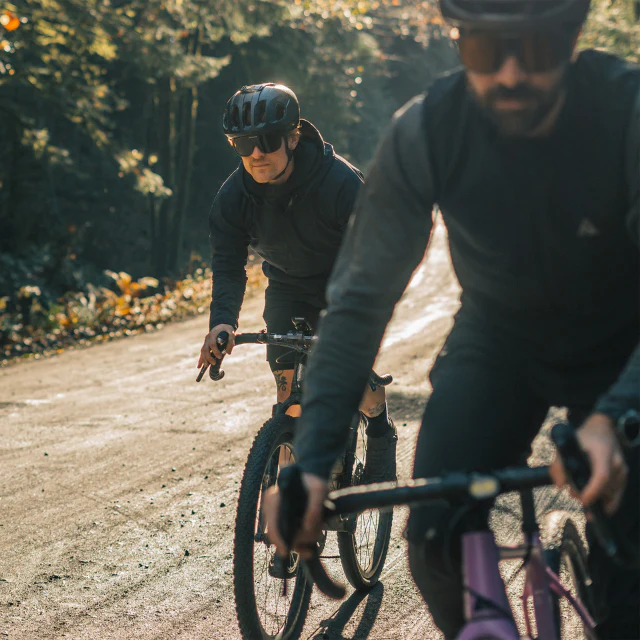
[462,585,515,621]
[503,539,533,587]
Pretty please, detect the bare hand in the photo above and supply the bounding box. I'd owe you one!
[262,472,329,559]
[197,324,236,368]
[550,414,628,515]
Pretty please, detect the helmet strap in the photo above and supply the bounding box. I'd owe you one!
[270,135,294,182]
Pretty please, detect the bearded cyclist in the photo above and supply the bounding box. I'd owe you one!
[264,3,640,638]
[197,83,396,481]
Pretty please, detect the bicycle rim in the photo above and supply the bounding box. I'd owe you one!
[337,415,393,589]
[543,515,593,639]
[234,415,311,639]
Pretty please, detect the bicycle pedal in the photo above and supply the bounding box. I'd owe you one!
[268,554,298,579]
[324,514,357,534]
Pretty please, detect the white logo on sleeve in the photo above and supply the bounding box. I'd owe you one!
[577,218,600,237]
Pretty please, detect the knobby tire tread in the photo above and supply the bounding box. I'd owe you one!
[233,415,311,640]
[337,419,393,591]
[543,515,593,639]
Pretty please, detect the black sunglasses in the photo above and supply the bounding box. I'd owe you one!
[457,28,575,74]
[230,133,284,157]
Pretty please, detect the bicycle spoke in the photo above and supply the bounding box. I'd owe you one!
[250,442,301,637]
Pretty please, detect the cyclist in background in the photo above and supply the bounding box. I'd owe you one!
[264,2,639,637]
[197,83,396,483]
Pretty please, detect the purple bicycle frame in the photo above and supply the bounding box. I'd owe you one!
[457,530,597,640]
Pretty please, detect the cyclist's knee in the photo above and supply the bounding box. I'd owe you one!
[408,538,444,589]
[406,505,463,597]
[407,533,460,588]
[408,539,465,639]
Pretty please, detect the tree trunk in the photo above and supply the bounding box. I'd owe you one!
[153,75,178,278]
[2,114,24,252]
[170,24,202,275]
[150,24,203,279]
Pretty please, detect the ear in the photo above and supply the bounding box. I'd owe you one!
[287,130,301,151]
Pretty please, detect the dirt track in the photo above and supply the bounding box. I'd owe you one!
[0,222,577,639]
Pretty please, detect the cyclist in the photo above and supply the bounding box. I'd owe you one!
[264,2,639,638]
[197,83,396,482]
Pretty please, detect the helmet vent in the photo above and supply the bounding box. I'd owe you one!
[255,100,267,125]
[275,101,287,121]
[242,102,252,127]
[230,105,240,129]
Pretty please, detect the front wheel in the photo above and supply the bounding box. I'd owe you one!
[337,414,393,590]
[233,414,311,640]
[543,513,594,639]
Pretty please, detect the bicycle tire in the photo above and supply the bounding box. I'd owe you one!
[337,414,393,590]
[233,415,312,640]
[543,513,593,639]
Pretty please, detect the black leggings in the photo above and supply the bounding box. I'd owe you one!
[262,282,324,371]
[406,314,639,640]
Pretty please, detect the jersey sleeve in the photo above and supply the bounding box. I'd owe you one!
[295,96,438,479]
[208,189,250,330]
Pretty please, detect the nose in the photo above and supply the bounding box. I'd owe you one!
[494,55,527,88]
[251,145,265,159]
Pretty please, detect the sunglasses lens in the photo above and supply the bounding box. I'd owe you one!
[259,134,284,154]
[458,31,503,74]
[520,32,570,72]
[231,133,284,157]
[232,136,258,157]
[458,30,571,74]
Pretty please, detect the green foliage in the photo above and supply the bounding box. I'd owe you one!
[0,0,455,286]
[1,0,636,363]
[581,0,640,64]
[0,262,264,364]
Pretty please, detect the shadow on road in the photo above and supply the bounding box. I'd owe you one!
[306,582,385,640]
[386,388,428,423]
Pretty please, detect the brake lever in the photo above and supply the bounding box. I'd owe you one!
[277,465,307,551]
[550,422,625,565]
[196,331,229,382]
[277,465,346,600]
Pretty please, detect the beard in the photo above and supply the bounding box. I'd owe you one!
[469,75,566,137]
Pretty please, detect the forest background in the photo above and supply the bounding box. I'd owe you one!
[0,0,638,363]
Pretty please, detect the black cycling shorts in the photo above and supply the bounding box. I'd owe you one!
[262,282,325,371]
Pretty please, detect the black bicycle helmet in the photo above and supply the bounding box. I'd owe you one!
[438,0,591,28]
[222,83,300,139]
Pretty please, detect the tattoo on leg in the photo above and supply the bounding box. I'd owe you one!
[273,370,289,393]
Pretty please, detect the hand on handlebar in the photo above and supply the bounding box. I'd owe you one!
[197,324,236,368]
[262,470,329,559]
[550,414,628,516]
